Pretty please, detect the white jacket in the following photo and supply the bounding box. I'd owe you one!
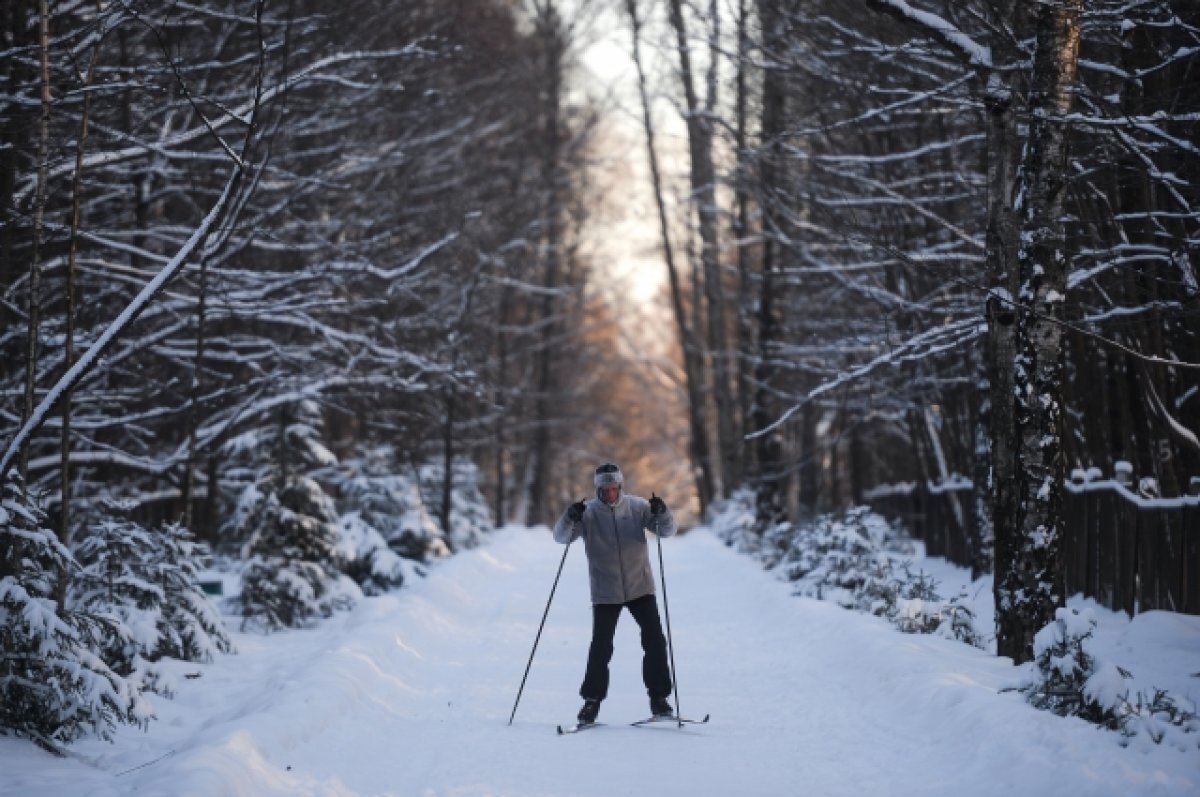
[553,493,677,605]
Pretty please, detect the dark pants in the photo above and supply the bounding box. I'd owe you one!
[580,594,672,701]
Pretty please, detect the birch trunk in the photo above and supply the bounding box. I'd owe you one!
[996,0,1083,664]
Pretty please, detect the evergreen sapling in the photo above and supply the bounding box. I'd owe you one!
[69,501,233,689]
[239,479,352,630]
[337,447,449,565]
[224,400,355,630]
[0,471,148,750]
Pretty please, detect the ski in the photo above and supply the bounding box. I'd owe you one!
[630,713,710,728]
[558,714,709,733]
[557,721,603,735]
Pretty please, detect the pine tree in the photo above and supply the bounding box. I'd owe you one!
[0,471,148,750]
[228,401,351,630]
[69,502,232,676]
[221,400,340,550]
[338,448,448,563]
[239,480,349,630]
[419,457,493,551]
[336,512,415,596]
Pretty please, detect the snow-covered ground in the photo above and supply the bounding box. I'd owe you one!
[2,526,1197,796]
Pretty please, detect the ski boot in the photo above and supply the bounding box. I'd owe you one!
[577,698,601,724]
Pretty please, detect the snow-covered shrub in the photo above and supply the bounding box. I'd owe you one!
[709,487,758,555]
[221,401,355,630]
[1023,608,1121,728]
[325,450,498,596]
[221,481,267,556]
[783,510,872,594]
[238,478,354,631]
[759,520,797,571]
[336,450,448,562]
[888,566,944,634]
[779,507,911,606]
[336,511,420,596]
[69,502,233,679]
[1022,608,1199,749]
[219,399,339,554]
[418,457,493,551]
[1117,689,1200,751]
[884,568,982,646]
[719,502,984,647]
[932,590,983,648]
[854,558,904,615]
[0,471,149,749]
[774,509,988,645]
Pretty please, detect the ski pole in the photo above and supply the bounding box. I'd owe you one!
[653,497,682,728]
[508,535,573,726]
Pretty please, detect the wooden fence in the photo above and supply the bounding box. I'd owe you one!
[864,477,1200,617]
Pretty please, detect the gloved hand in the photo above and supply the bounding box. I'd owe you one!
[567,499,587,522]
[649,493,666,515]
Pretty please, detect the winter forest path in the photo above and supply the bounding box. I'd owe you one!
[6,527,1196,796]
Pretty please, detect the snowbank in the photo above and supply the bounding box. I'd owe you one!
[1,525,1196,796]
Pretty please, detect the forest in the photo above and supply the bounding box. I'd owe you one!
[2,0,1197,751]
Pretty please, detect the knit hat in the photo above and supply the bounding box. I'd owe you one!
[594,462,624,488]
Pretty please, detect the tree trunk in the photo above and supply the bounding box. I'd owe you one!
[848,421,867,505]
[733,0,754,488]
[525,2,565,525]
[1119,15,1182,497]
[984,0,1026,651]
[751,0,792,532]
[493,280,512,525]
[441,385,457,550]
[57,6,101,606]
[0,1,33,325]
[666,0,736,499]
[996,0,1082,664]
[22,0,51,484]
[182,256,208,533]
[970,389,994,579]
[624,0,715,513]
[797,403,819,513]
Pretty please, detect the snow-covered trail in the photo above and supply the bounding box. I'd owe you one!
[3,527,1196,796]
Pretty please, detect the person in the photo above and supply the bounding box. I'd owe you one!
[553,461,678,724]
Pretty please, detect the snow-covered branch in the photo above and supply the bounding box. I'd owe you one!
[1,173,240,478]
[866,0,993,69]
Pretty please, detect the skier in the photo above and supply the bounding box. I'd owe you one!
[553,461,677,726]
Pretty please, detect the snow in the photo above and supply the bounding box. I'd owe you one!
[870,0,993,68]
[2,526,1197,796]
[1065,475,1200,510]
[1086,662,1131,711]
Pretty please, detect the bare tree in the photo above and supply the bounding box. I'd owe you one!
[666,0,737,498]
[624,0,715,512]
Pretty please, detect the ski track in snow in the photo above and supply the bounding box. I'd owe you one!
[2,526,1197,797]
